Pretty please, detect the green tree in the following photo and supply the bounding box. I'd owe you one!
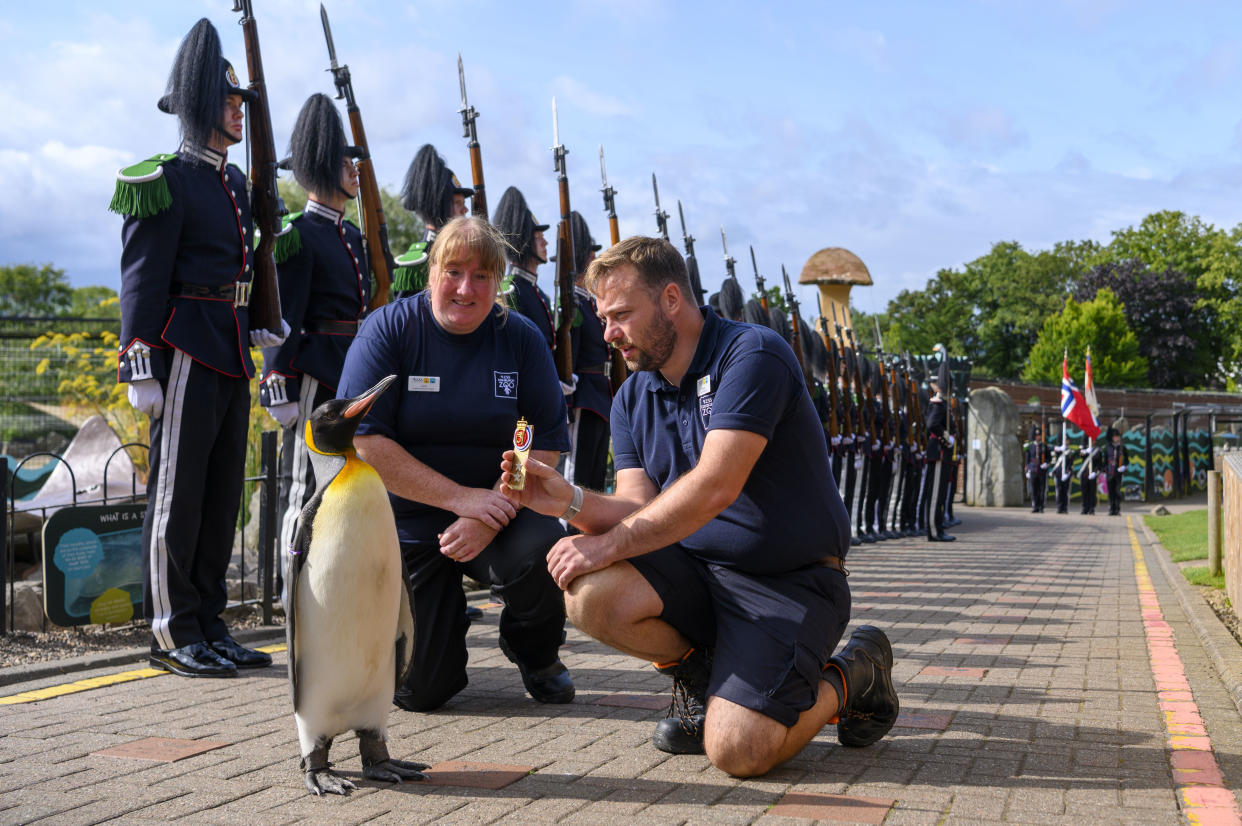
[67,287,121,319]
[0,264,74,316]
[1022,289,1148,387]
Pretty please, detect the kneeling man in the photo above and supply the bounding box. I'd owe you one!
[502,237,898,777]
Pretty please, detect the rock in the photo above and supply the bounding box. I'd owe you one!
[10,580,67,632]
[1151,504,1171,516]
[965,387,1024,507]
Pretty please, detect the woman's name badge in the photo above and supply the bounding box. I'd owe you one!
[510,417,532,491]
[696,375,711,397]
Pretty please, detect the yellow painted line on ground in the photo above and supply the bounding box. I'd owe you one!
[0,642,286,705]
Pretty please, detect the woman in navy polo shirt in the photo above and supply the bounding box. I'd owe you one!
[339,215,575,711]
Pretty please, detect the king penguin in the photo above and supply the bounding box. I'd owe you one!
[287,374,427,795]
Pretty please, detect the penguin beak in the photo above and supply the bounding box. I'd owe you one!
[343,374,397,420]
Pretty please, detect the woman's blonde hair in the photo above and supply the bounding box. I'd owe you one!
[428,216,511,301]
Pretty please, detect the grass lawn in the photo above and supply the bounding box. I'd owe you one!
[1181,566,1227,589]
[1144,509,1208,562]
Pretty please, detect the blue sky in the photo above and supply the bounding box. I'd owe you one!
[3,0,1242,317]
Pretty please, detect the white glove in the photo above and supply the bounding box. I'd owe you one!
[127,378,164,419]
[1026,470,1032,479]
[1089,472,1097,480]
[560,373,578,397]
[872,440,881,452]
[1118,465,1127,473]
[1040,462,1048,470]
[947,434,955,446]
[830,435,842,446]
[266,402,300,429]
[854,455,864,470]
[250,319,291,349]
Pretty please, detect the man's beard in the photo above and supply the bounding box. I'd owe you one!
[623,312,676,372]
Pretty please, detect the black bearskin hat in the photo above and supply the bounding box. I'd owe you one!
[768,306,791,343]
[806,320,829,380]
[1107,426,1120,440]
[742,298,769,328]
[493,186,549,263]
[1029,423,1042,441]
[287,94,357,198]
[708,292,721,315]
[401,144,473,227]
[718,276,745,321]
[933,343,950,396]
[158,19,256,150]
[569,211,600,275]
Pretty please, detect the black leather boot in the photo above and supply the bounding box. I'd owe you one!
[651,647,712,755]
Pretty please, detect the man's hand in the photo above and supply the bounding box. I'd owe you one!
[127,379,163,419]
[546,533,615,590]
[250,319,291,349]
[451,487,517,530]
[439,517,497,563]
[266,401,299,429]
[500,450,573,517]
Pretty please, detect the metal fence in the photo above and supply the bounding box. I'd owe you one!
[2,431,280,635]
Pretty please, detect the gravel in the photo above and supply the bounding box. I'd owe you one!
[0,604,283,668]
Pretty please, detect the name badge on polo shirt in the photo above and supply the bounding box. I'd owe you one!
[696,375,711,397]
[494,371,518,399]
[409,376,440,392]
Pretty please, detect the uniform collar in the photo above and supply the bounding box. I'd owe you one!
[305,199,344,224]
[506,263,538,286]
[574,284,592,301]
[179,141,226,171]
[423,226,438,244]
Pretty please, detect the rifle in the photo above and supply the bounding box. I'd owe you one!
[233,0,284,333]
[781,265,808,387]
[457,54,488,219]
[321,4,391,310]
[600,147,627,392]
[721,228,737,280]
[847,327,876,447]
[815,293,840,441]
[905,352,924,453]
[830,304,854,444]
[751,246,769,311]
[600,146,619,245]
[551,99,576,385]
[677,200,706,305]
[651,174,670,241]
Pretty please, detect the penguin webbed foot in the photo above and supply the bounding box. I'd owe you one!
[305,767,357,796]
[362,758,428,783]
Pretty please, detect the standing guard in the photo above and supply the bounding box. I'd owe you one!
[564,212,610,491]
[924,368,955,542]
[111,18,286,677]
[260,93,370,576]
[495,186,555,349]
[1079,435,1102,515]
[1024,423,1051,513]
[392,144,472,297]
[1104,426,1128,516]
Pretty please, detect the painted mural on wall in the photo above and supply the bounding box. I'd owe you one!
[1035,424,1212,502]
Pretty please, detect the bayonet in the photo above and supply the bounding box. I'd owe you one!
[319,4,354,107]
[458,53,487,217]
[600,145,618,245]
[320,4,338,70]
[677,200,705,304]
[721,227,736,279]
[651,173,670,240]
[750,245,768,310]
[551,97,575,384]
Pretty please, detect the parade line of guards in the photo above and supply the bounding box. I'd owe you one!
[105,15,946,781]
[1024,424,1130,516]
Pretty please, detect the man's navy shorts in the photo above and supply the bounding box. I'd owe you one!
[629,546,851,727]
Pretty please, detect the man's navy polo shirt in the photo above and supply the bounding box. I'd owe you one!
[338,292,569,541]
[610,308,849,574]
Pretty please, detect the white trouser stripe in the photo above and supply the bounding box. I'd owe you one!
[563,409,581,488]
[930,460,944,531]
[148,350,191,650]
[280,377,319,564]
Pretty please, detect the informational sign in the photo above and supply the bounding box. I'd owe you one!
[42,505,145,626]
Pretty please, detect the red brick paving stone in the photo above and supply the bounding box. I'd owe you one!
[423,760,534,789]
[92,737,230,762]
[895,711,951,730]
[767,792,895,823]
[918,666,987,679]
[953,636,1010,645]
[594,693,670,710]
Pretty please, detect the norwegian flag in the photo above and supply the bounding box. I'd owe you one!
[1083,348,1100,421]
[1061,355,1101,439]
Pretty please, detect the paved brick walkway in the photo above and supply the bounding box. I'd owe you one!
[2,506,1241,824]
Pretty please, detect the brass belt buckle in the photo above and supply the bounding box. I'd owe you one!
[234,281,252,308]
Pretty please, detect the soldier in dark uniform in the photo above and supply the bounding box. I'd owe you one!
[392,144,473,298]
[1024,423,1051,513]
[1079,434,1102,515]
[1049,424,1073,513]
[924,374,955,542]
[1104,426,1129,516]
[564,212,611,492]
[259,93,370,574]
[110,19,285,677]
[494,186,554,350]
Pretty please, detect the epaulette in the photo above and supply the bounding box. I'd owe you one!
[500,273,517,296]
[392,241,429,293]
[273,212,304,265]
[108,153,177,218]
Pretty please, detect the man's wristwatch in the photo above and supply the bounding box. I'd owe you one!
[561,484,584,521]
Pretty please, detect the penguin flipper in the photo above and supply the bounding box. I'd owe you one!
[287,492,322,711]
[394,560,416,693]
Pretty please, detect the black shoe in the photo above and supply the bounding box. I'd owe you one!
[498,636,575,704]
[653,648,711,755]
[927,533,956,542]
[207,636,272,669]
[150,642,238,678]
[829,626,898,747]
[859,533,876,544]
[850,536,862,546]
[465,605,484,623]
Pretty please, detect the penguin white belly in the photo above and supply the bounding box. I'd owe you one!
[294,459,402,754]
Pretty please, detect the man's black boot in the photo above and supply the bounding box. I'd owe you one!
[827,625,898,747]
[652,647,711,755]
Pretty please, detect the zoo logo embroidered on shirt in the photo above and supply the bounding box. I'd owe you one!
[494,371,519,399]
